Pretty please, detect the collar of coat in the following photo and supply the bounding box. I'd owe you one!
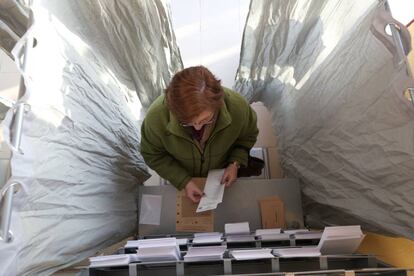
[166,100,232,141]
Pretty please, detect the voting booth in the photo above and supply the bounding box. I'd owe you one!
[1,0,414,275]
[86,178,400,276]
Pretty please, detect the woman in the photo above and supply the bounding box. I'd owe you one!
[140,66,260,203]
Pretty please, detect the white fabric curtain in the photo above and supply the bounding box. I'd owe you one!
[0,0,182,274]
[235,0,414,239]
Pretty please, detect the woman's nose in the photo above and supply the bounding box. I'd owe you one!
[193,124,203,130]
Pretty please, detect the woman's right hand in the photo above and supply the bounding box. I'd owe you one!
[185,179,204,203]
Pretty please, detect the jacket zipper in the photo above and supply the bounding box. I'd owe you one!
[198,130,220,176]
[177,125,230,176]
[200,154,205,176]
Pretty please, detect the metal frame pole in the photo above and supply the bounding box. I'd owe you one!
[0,10,32,243]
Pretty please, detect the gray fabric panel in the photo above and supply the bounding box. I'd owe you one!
[235,0,414,239]
[0,1,28,36]
[0,0,182,274]
[37,0,183,110]
[0,21,19,58]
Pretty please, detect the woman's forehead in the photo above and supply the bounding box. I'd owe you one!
[193,110,214,120]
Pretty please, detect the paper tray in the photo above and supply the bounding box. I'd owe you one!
[88,254,389,276]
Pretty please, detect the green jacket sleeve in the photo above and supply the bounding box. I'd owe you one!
[227,103,259,167]
[140,119,191,190]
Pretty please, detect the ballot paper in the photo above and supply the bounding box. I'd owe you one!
[230,249,274,260]
[226,234,256,243]
[258,233,290,241]
[89,254,139,267]
[225,222,250,235]
[137,246,180,262]
[139,194,162,225]
[225,222,255,242]
[177,238,189,246]
[196,169,225,213]
[184,245,227,262]
[283,229,310,235]
[294,231,323,240]
[318,225,365,255]
[193,232,223,245]
[125,240,139,248]
[125,237,187,248]
[135,237,181,262]
[272,247,321,258]
[255,229,290,241]
[255,228,281,236]
[135,237,177,248]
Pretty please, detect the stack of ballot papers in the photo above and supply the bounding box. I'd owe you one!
[225,222,255,242]
[184,245,227,262]
[192,232,223,245]
[177,238,189,246]
[272,247,321,258]
[125,238,188,248]
[136,237,181,262]
[125,240,140,248]
[318,225,365,255]
[89,254,139,267]
[294,231,323,240]
[225,222,250,234]
[197,169,225,213]
[283,229,310,235]
[255,228,290,241]
[230,249,274,260]
[255,228,281,236]
[226,235,256,242]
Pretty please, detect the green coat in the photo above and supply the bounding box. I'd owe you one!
[140,88,259,190]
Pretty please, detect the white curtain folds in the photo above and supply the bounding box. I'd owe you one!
[235,0,414,239]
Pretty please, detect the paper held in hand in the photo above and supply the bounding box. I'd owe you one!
[196,169,225,213]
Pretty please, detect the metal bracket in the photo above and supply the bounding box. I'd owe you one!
[388,22,407,66]
[407,88,414,106]
[319,256,328,270]
[271,257,280,272]
[10,102,30,154]
[0,182,22,243]
[128,263,137,276]
[223,258,232,275]
[176,261,184,276]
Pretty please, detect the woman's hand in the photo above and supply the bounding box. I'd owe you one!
[185,179,205,203]
[221,162,238,187]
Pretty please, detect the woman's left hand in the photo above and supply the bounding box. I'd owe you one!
[221,163,238,187]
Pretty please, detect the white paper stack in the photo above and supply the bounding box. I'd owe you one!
[225,222,255,242]
[177,238,189,246]
[294,231,323,240]
[226,235,256,242]
[283,229,310,235]
[136,237,181,262]
[193,232,223,245]
[197,169,225,213]
[89,254,139,267]
[225,222,250,235]
[318,225,365,255]
[255,228,281,236]
[255,228,290,241]
[230,249,274,260]
[272,247,321,258]
[125,240,139,248]
[184,245,227,262]
[125,238,187,248]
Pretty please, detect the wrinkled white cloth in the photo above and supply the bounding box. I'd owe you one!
[0,0,182,274]
[235,0,414,239]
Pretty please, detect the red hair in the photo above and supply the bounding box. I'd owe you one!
[166,66,224,123]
